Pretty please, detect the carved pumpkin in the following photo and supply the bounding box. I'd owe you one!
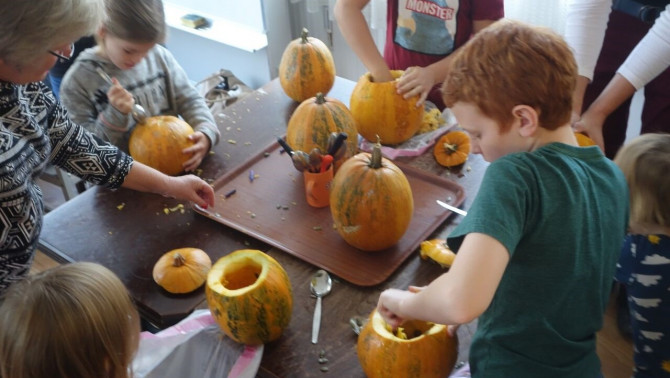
[128,115,194,176]
[153,248,212,294]
[286,92,358,170]
[350,70,424,145]
[206,249,293,345]
[329,140,413,251]
[433,131,471,167]
[357,309,459,378]
[575,132,596,146]
[279,28,336,102]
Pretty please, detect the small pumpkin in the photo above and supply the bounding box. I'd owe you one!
[357,309,459,378]
[575,132,596,146]
[350,70,424,145]
[206,249,293,345]
[286,92,358,170]
[128,115,194,176]
[153,248,212,294]
[278,28,336,102]
[433,131,470,167]
[329,139,413,251]
[419,239,456,268]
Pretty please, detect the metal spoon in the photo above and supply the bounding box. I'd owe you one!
[94,66,148,124]
[310,269,332,344]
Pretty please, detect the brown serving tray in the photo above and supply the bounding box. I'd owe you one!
[194,141,465,286]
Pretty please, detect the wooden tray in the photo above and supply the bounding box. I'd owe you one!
[194,141,465,286]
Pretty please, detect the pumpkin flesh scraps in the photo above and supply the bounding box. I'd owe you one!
[206,250,293,345]
[433,131,470,167]
[357,310,458,378]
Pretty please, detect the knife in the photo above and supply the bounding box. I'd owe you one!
[436,200,468,216]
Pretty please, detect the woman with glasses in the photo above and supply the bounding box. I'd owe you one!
[0,0,215,296]
[45,36,96,99]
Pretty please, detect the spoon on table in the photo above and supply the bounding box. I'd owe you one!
[310,269,332,344]
[94,66,148,124]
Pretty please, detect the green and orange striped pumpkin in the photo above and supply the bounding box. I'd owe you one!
[329,139,414,251]
[357,309,459,378]
[286,92,358,170]
[350,70,424,145]
[278,28,335,102]
[206,249,293,345]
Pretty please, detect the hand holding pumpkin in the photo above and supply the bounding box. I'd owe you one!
[396,66,437,107]
[181,130,212,172]
[377,288,414,330]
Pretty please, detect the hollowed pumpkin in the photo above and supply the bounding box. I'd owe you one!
[128,115,194,176]
[329,140,413,251]
[350,70,424,145]
[278,28,336,102]
[206,249,293,345]
[357,309,459,378]
[153,247,212,294]
[433,131,470,167]
[286,92,358,171]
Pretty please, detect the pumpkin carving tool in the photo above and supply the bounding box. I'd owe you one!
[436,199,467,216]
[310,269,332,344]
[320,154,333,173]
[94,65,148,123]
[276,137,294,157]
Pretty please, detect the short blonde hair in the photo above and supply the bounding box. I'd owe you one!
[614,133,670,229]
[0,262,140,378]
[0,0,102,67]
[442,19,577,132]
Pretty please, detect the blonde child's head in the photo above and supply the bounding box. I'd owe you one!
[0,262,140,378]
[442,19,577,133]
[102,0,166,44]
[614,133,670,232]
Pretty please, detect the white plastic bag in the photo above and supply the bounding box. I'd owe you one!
[132,309,263,378]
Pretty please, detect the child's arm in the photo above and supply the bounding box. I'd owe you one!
[378,232,510,328]
[334,0,394,83]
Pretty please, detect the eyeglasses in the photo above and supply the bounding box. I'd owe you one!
[48,43,75,62]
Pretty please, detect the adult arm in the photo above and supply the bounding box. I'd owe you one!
[575,6,670,151]
[564,0,612,115]
[378,232,510,327]
[334,0,394,83]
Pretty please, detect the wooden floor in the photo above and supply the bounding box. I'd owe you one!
[32,178,634,377]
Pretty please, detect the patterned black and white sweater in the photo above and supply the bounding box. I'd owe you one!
[0,80,132,294]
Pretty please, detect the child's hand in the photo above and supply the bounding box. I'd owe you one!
[106,78,135,115]
[165,174,215,209]
[396,66,435,107]
[377,288,414,330]
[182,131,212,172]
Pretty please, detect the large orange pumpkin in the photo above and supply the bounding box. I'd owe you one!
[329,140,413,251]
[278,28,335,102]
[286,92,358,170]
[350,70,424,145]
[206,249,293,345]
[152,247,212,294]
[357,309,459,378]
[128,115,194,176]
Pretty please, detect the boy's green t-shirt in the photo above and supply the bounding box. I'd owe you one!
[447,143,629,378]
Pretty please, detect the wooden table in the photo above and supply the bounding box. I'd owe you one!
[39,77,488,377]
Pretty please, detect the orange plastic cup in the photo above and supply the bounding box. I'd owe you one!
[303,165,334,208]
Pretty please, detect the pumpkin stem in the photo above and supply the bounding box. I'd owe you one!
[315,92,326,104]
[370,135,383,169]
[301,28,309,43]
[172,253,186,267]
[443,142,459,154]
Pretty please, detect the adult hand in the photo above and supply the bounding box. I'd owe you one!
[377,288,413,330]
[396,66,435,107]
[166,174,215,209]
[106,78,134,114]
[182,131,212,172]
[573,108,606,153]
